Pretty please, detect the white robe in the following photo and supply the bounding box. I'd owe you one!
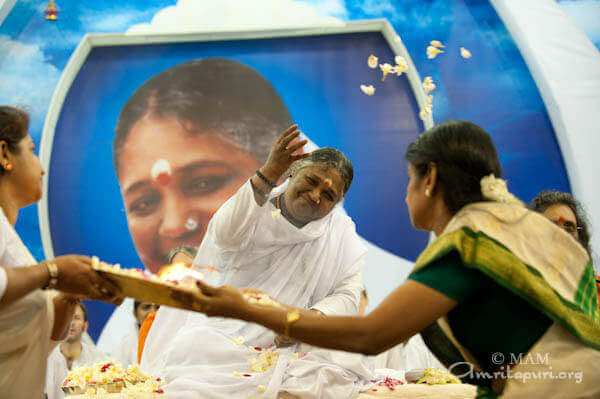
[45,342,108,399]
[112,321,140,367]
[0,207,54,398]
[96,298,138,357]
[142,180,366,398]
[278,334,446,398]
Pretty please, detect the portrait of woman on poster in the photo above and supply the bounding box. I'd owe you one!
[113,57,299,274]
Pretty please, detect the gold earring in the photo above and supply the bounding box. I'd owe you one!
[4,162,12,171]
[425,189,431,197]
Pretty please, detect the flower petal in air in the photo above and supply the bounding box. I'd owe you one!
[427,46,444,59]
[360,84,375,96]
[367,54,378,69]
[422,76,436,94]
[379,63,393,81]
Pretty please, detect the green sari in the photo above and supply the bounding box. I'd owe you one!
[410,202,600,398]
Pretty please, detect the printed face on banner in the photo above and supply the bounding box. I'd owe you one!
[118,116,261,272]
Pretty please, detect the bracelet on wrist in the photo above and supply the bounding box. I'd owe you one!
[284,309,301,337]
[256,169,277,189]
[42,261,58,290]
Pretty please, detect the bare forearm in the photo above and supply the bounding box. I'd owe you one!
[239,281,457,355]
[243,304,377,354]
[0,264,49,309]
[52,294,79,340]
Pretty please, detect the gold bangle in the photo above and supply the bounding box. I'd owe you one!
[284,310,300,337]
[42,261,58,290]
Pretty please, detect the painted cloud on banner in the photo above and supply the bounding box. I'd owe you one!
[0,35,60,139]
[127,0,344,34]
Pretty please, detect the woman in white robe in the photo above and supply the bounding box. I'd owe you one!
[141,125,366,398]
[0,106,120,397]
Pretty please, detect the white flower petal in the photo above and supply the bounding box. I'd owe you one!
[367,54,378,69]
[427,46,444,59]
[430,40,445,48]
[379,63,393,81]
[460,47,472,59]
[360,84,375,96]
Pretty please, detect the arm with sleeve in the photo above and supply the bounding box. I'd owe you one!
[204,180,265,251]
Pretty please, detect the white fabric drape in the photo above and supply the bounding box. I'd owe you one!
[112,321,140,368]
[141,179,366,398]
[0,207,54,397]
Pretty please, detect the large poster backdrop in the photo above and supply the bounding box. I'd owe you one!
[24,13,568,343]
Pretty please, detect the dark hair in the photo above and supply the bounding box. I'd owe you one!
[294,148,354,195]
[113,58,293,178]
[76,301,88,323]
[405,121,502,214]
[529,190,591,256]
[0,106,29,175]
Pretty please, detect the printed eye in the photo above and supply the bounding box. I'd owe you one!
[129,194,161,216]
[182,175,233,196]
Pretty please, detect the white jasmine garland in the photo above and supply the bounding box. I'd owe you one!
[480,174,524,206]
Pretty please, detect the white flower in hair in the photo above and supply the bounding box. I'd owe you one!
[480,174,524,206]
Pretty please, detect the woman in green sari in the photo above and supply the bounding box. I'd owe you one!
[173,121,600,398]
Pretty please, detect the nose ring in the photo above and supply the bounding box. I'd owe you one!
[185,217,198,232]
